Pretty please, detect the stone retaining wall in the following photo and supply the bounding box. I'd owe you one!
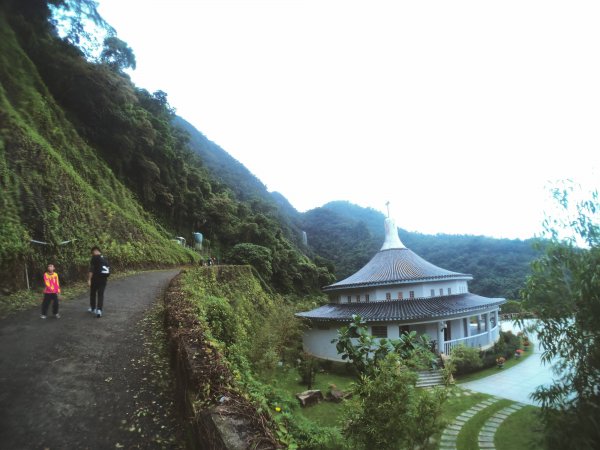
[163,272,277,450]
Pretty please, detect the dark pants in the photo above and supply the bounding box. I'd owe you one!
[90,277,107,311]
[42,293,59,316]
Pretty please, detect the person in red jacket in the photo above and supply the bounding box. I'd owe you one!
[41,263,61,319]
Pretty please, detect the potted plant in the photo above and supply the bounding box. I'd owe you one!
[496,356,506,368]
[515,349,524,358]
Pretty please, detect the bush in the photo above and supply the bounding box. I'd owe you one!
[450,345,483,375]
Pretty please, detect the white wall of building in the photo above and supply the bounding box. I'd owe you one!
[303,327,343,360]
[302,307,502,362]
[334,280,469,303]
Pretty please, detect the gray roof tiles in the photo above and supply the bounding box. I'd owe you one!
[296,293,505,322]
[323,248,472,291]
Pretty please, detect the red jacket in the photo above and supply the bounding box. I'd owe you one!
[43,272,61,294]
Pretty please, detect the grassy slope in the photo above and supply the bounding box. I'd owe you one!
[0,13,198,288]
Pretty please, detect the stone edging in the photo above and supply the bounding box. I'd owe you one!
[478,403,525,449]
[439,397,500,450]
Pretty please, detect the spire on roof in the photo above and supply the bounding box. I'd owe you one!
[380,216,406,250]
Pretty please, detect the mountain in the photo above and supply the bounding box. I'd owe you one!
[0,2,331,294]
[301,201,540,299]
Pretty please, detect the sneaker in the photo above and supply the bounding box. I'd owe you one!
[96,309,102,318]
[88,308,95,314]
[40,315,47,319]
[55,314,60,319]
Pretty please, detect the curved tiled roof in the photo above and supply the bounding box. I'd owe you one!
[323,248,472,292]
[296,293,504,322]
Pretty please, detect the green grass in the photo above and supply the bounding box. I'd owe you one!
[455,347,534,383]
[495,405,544,450]
[265,367,356,427]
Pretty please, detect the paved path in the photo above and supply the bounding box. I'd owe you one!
[460,321,557,405]
[0,270,182,450]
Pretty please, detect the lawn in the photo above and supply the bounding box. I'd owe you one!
[267,367,356,427]
[495,405,545,450]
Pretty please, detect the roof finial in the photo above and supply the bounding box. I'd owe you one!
[385,201,390,218]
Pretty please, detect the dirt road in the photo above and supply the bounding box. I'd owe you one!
[0,269,185,450]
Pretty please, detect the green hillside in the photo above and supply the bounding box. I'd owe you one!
[0,9,198,289]
[301,201,541,299]
[0,1,331,294]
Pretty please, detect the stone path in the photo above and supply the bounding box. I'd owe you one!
[478,403,525,449]
[439,390,527,450]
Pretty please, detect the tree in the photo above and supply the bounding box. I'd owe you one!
[100,36,136,71]
[522,184,600,449]
[333,316,445,449]
[227,243,273,280]
[342,353,446,450]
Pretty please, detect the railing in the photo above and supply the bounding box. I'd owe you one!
[443,325,499,355]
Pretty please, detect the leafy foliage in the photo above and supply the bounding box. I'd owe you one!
[333,315,436,376]
[342,353,447,450]
[449,344,483,375]
[521,184,600,449]
[333,316,445,449]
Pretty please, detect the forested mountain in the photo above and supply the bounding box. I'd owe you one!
[0,0,332,294]
[301,201,541,298]
[0,0,539,298]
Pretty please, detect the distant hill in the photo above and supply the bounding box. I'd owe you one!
[301,201,541,299]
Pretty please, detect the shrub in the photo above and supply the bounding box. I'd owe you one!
[342,353,446,450]
[449,344,483,375]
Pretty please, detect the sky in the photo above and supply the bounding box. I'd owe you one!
[96,0,599,240]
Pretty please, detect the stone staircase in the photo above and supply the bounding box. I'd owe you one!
[416,369,445,388]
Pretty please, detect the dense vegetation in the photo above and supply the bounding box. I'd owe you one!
[302,201,541,298]
[0,0,331,294]
[522,186,600,449]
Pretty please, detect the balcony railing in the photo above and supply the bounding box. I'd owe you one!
[443,325,500,355]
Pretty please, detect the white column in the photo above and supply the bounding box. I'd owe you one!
[437,321,445,354]
[485,313,492,341]
[465,317,471,337]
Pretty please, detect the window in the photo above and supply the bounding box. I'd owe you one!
[347,295,351,303]
[398,292,403,300]
[409,291,415,299]
[430,289,435,297]
[440,288,443,296]
[400,325,410,335]
[365,294,370,302]
[448,288,451,295]
[371,326,388,338]
[386,292,391,301]
[356,294,361,302]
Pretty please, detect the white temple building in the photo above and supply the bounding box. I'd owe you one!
[297,217,505,361]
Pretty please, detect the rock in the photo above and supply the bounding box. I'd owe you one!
[296,389,324,407]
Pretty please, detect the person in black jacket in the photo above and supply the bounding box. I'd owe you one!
[88,246,110,318]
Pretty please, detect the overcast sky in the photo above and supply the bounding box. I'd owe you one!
[96,0,599,240]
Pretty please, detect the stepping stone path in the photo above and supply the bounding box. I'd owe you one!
[438,392,526,450]
[478,402,525,449]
